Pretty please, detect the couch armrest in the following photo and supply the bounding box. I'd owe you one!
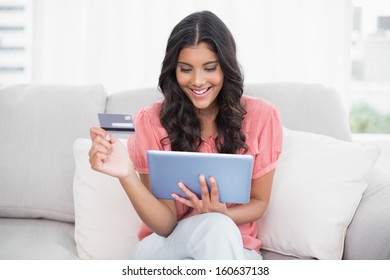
[343,164,390,259]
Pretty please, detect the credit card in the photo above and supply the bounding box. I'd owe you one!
[98,113,135,134]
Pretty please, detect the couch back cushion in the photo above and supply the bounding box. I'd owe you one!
[244,83,352,141]
[105,87,162,115]
[0,84,106,222]
[107,83,352,141]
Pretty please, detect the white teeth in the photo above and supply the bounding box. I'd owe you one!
[192,88,209,95]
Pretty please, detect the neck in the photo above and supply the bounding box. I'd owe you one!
[198,108,218,140]
[197,104,219,122]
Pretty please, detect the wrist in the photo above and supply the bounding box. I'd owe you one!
[222,204,230,217]
[118,166,139,185]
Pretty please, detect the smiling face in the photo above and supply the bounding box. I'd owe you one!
[176,42,224,117]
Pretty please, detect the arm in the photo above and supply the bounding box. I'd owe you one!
[89,127,177,237]
[226,169,275,224]
[119,173,177,237]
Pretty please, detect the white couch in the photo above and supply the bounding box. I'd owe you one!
[0,83,389,260]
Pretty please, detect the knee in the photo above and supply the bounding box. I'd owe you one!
[202,212,235,227]
[188,213,244,259]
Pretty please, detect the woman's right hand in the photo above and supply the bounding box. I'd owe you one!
[89,127,133,179]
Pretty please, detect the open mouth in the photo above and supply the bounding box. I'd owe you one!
[191,87,211,96]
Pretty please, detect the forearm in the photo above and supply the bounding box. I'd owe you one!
[119,171,177,237]
[226,170,275,225]
[225,198,268,225]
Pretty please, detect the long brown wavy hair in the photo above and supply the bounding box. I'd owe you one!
[158,11,248,154]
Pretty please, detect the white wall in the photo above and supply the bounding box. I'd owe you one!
[31,0,352,95]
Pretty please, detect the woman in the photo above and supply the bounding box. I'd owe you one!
[89,11,282,260]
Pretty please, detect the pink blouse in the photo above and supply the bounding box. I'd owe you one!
[128,95,283,252]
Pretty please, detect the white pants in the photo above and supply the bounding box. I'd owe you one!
[132,212,262,260]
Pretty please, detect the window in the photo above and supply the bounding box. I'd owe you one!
[349,0,390,134]
[0,0,31,84]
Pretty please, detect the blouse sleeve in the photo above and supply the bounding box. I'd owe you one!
[252,106,283,179]
[128,105,167,174]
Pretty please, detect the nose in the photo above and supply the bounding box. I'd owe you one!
[191,70,205,87]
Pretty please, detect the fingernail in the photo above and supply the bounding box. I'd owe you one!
[105,134,110,141]
[199,175,205,181]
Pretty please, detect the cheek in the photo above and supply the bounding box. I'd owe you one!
[211,72,224,87]
[175,71,189,87]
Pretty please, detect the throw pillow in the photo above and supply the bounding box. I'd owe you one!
[73,138,141,259]
[257,128,380,259]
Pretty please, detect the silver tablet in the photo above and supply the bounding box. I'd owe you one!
[147,150,254,204]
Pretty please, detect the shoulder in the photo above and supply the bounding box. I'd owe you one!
[241,95,280,122]
[131,99,168,151]
[134,99,164,127]
[241,95,283,179]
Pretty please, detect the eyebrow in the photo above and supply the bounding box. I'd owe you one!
[177,61,219,67]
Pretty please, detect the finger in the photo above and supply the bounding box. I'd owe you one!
[199,175,210,210]
[89,136,110,159]
[107,132,118,144]
[89,143,110,158]
[90,127,114,149]
[178,181,200,206]
[90,127,108,140]
[90,152,107,171]
[209,176,220,207]
[95,134,112,150]
[171,193,194,208]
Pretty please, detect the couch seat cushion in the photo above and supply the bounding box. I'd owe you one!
[0,218,77,259]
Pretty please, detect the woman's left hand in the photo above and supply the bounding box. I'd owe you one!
[172,175,228,215]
